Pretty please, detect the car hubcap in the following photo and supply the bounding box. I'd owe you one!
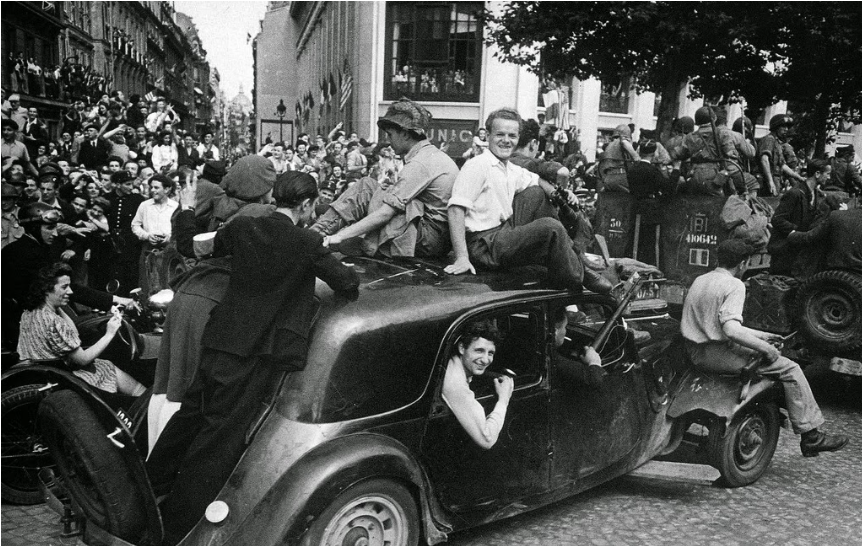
[323,494,407,546]
[736,415,766,469]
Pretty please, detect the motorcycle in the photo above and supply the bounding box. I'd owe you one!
[1,288,172,505]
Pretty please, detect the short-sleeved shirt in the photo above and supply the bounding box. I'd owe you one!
[17,306,117,392]
[681,268,746,344]
[364,139,458,257]
[448,152,539,233]
[757,133,785,178]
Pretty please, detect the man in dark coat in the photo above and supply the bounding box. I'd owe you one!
[787,206,862,273]
[76,123,111,170]
[106,171,145,295]
[147,171,359,545]
[768,159,830,276]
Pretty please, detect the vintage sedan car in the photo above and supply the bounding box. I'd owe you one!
[34,256,784,546]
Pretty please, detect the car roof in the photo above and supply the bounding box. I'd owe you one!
[314,255,571,329]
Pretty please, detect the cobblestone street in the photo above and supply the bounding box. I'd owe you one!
[3,369,860,546]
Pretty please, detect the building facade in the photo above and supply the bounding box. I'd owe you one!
[253,1,861,161]
[2,1,218,140]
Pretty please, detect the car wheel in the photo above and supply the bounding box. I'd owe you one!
[708,402,780,488]
[795,270,862,352]
[37,390,148,542]
[1,385,53,505]
[304,479,419,546]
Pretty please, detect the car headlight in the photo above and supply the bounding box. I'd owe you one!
[205,500,229,524]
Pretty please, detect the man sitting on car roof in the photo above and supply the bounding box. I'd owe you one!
[444,107,611,294]
[313,98,459,259]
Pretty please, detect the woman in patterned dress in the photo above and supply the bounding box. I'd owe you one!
[16,262,146,396]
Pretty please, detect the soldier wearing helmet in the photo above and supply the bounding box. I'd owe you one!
[669,106,748,196]
[758,114,806,195]
[311,98,459,258]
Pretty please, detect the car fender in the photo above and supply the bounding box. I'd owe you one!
[667,367,781,426]
[209,432,447,546]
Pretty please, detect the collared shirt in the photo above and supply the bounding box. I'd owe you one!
[2,139,29,162]
[131,198,179,241]
[681,268,745,344]
[449,151,539,233]
[197,143,220,161]
[365,139,458,257]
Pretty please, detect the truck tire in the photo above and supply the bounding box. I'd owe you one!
[1,385,53,504]
[795,270,862,352]
[38,390,148,543]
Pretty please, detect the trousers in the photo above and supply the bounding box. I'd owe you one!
[466,186,585,289]
[145,349,283,545]
[686,340,824,434]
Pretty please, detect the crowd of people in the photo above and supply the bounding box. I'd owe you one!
[2,89,856,543]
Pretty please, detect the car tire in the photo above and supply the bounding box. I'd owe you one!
[303,479,419,546]
[1,385,53,505]
[708,402,780,488]
[795,270,862,353]
[37,390,148,542]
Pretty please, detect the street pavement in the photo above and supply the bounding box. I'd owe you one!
[3,367,860,546]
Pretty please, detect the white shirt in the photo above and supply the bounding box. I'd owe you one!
[441,357,508,449]
[197,143,220,161]
[448,151,538,232]
[131,198,179,241]
[151,143,178,173]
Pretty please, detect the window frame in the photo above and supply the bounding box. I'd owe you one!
[383,1,484,103]
[432,302,549,413]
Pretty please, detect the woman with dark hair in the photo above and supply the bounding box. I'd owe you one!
[147,170,359,545]
[16,262,145,396]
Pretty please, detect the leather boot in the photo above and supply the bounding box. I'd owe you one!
[582,269,613,294]
[800,429,849,457]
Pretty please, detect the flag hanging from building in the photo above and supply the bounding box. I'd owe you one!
[328,73,337,106]
[295,101,302,120]
[320,79,327,108]
[340,58,353,111]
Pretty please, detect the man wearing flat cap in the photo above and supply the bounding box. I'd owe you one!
[827,145,862,196]
[312,98,459,258]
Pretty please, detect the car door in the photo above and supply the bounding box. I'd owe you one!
[420,303,551,519]
[547,297,644,488]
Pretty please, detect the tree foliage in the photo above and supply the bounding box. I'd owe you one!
[484,2,862,152]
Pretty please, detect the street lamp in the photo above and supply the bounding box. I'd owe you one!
[275,99,287,142]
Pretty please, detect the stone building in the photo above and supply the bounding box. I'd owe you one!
[1,1,218,140]
[252,1,861,162]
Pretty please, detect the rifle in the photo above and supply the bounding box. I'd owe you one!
[591,272,642,351]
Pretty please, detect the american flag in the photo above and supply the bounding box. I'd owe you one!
[340,58,353,111]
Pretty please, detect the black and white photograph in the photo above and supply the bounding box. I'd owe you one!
[2,2,861,545]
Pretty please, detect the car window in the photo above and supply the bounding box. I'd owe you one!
[448,305,546,400]
[562,301,627,364]
[320,319,447,422]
